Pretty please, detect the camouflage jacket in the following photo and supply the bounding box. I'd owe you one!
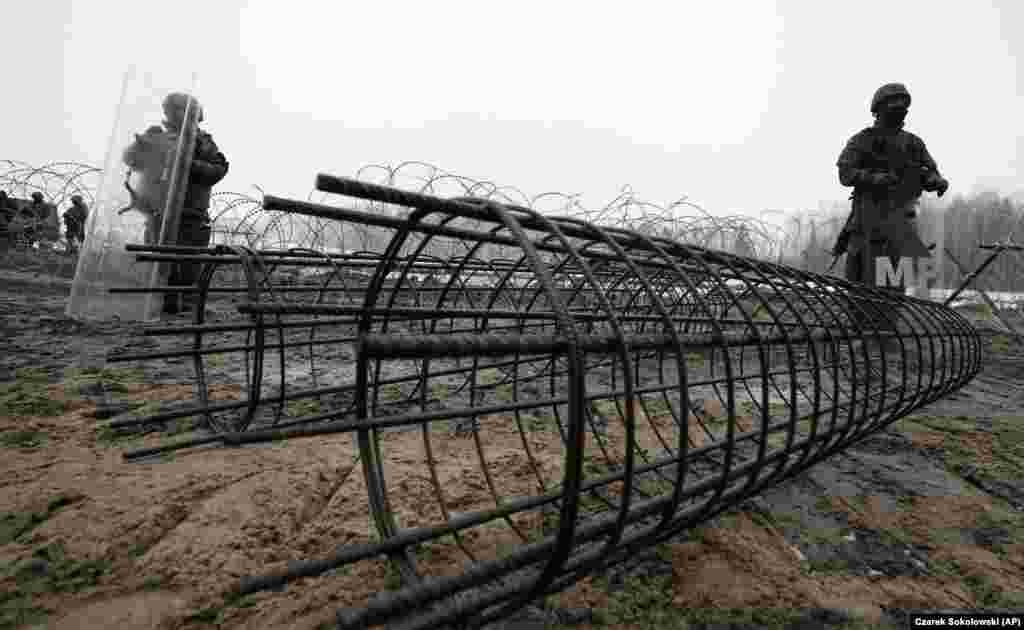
[837,124,941,209]
[64,203,88,226]
[833,124,942,257]
[184,130,229,214]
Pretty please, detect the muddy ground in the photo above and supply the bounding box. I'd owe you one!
[1,268,1023,630]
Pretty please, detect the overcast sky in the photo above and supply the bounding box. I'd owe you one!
[7,0,1021,219]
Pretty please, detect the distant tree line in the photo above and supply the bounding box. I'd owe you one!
[766,191,1024,292]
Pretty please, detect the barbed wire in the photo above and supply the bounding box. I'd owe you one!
[2,159,832,278]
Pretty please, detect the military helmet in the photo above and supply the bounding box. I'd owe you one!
[71,195,83,204]
[162,92,204,123]
[870,83,911,113]
[31,192,44,202]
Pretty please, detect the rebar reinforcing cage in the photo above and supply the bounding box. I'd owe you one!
[105,174,981,629]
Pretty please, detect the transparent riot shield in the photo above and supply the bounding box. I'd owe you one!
[66,69,199,322]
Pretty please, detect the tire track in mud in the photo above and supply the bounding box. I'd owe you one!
[293,461,360,536]
[118,470,266,562]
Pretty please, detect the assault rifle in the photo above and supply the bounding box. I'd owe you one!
[830,160,934,269]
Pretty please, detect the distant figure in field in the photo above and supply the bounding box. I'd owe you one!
[0,191,13,241]
[63,195,89,255]
[16,192,57,246]
[833,83,949,290]
[29,192,51,221]
[121,92,229,315]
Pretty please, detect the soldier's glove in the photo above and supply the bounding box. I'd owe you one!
[867,171,899,188]
[923,173,950,197]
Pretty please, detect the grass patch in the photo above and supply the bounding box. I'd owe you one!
[899,414,977,434]
[966,303,994,320]
[597,574,810,630]
[578,492,611,514]
[0,512,48,546]
[635,476,674,497]
[804,526,851,546]
[0,369,66,417]
[379,383,403,403]
[990,334,1010,353]
[644,397,673,417]
[0,593,48,629]
[739,400,789,419]
[0,493,82,545]
[765,510,802,530]
[62,366,144,395]
[714,512,741,530]
[803,556,851,575]
[184,606,221,625]
[963,574,1004,607]
[14,543,110,593]
[142,575,163,591]
[94,404,166,446]
[986,588,1024,609]
[685,352,705,368]
[814,495,834,512]
[765,432,791,450]
[95,425,145,447]
[925,414,1024,484]
[131,401,163,420]
[594,574,676,627]
[477,368,500,386]
[878,526,913,548]
[382,560,402,591]
[523,413,557,432]
[127,543,149,559]
[204,354,226,369]
[494,540,517,559]
[927,557,962,579]
[750,303,774,321]
[494,384,515,403]
[991,415,1024,473]
[583,458,613,478]
[976,499,1024,549]
[0,430,47,449]
[430,383,449,400]
[286,397,321,417]
[590,399,620,420]
[13,368,49,382]
[927,527,965,547]
[746,509,775,529]
[182,589,259,625]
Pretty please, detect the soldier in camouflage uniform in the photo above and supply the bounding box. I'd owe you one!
[0,191,12,242]
[21,193,52,246]
[123,93,229,315]
[833,83,949,294]
[63,195,89,255]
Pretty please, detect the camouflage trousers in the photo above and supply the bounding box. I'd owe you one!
[844,237,905,290]
[65,223,85,251]
[844,237,905,331]
[164,211,212,312]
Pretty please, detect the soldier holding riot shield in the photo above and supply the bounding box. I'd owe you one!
[833,83,949,295]
[121,92,229,315]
